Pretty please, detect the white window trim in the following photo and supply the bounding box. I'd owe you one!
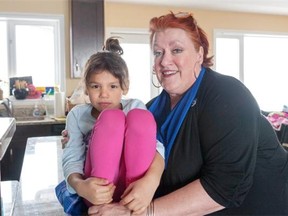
[214,29,288,82]
[214,29,288,111]
[106,27,160,100]
[0,12,66,92]
[106,27,150,43]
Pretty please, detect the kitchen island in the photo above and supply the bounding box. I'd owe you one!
[2,118,65,182]
[10,136,65,215]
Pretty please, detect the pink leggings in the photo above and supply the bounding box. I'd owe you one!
[84,109,156,202]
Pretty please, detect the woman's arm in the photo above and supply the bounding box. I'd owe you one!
[88,179,224,216]
[142,152,164,192]
[153,179,224,216]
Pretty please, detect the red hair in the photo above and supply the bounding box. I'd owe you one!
[149,11,213,68]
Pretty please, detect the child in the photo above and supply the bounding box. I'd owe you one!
[58,37,164,215]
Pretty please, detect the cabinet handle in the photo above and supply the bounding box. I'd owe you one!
[75,62,79,71]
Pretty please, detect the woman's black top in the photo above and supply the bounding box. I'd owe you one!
[148,68,288,215]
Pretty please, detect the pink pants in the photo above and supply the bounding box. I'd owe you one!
[84,109,156,202]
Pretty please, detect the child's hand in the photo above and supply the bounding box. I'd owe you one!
[77,177,115,205]
[120,177,156,214]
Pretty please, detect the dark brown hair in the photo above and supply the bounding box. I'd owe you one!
[149,11,214,68]
[83,37,129,92]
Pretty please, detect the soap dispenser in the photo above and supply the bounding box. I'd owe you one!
[33,103,41,117]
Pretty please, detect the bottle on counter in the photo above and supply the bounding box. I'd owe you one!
[32,103,41,117]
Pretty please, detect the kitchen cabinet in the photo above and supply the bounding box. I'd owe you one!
[1,123,65,181]
[70,0,104,78]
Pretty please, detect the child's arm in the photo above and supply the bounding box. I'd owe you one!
[68,173,116,205]
[120,152,164,214]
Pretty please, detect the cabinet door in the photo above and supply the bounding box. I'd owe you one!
[70,0,104,78]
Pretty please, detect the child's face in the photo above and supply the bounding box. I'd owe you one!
[87,70,125,112]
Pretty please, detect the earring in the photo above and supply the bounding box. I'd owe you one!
[193,70,198,79]
[193,61,200,79]
[151,74,161,88]
[152,67,156,75]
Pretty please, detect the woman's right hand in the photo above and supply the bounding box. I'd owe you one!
[61,129,69,148]
[88,203,133,216]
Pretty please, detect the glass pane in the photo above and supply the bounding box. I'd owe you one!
[121,43,151,103]
[244,36,288,111]
[215,38,240,79]
[15,24,55,87]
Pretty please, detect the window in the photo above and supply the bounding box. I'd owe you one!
[107,28,160,104]
[0,13,65,98]
[215,30,288,111]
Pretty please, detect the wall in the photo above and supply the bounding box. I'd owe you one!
[105,3,288,54]
[1,0,288,96]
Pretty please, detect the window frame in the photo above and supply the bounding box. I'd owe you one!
[106,27,161,102]
[0,12,66,93]
[214,29,288,111]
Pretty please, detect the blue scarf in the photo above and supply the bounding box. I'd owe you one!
[149,67,206,166]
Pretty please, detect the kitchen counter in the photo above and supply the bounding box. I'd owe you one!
[0,117,16,161]
[11,136,65,215]
[2,181,19,216]
[15,116,66,126]
[0,117,16,216]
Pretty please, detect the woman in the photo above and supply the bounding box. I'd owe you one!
[89,11,288,215]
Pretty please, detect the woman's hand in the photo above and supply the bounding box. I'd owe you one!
[120,152,164,214]
[88,203,132,216]
[120,176,156,214]
[61,129,69,148]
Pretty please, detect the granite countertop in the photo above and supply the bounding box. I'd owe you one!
[11,136,65,216]
[2,181,19,216]
[0,117,16,160]
[15,117,66,126]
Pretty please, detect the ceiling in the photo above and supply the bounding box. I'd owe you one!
[106,0,288,16]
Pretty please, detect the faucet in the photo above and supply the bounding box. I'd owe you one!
[1,98,13,117]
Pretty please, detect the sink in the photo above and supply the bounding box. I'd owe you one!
[15,116,45,121]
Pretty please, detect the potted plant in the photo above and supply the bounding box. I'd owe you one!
[12,80,29,99]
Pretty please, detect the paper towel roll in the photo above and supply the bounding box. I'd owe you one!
[54,92,66,118]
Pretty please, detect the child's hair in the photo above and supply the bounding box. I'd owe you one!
[83,37,129,93]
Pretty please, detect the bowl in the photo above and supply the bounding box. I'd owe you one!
[13,89,28,100]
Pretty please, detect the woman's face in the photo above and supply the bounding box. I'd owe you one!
[86,70,125,113]
[152,28,203,97]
